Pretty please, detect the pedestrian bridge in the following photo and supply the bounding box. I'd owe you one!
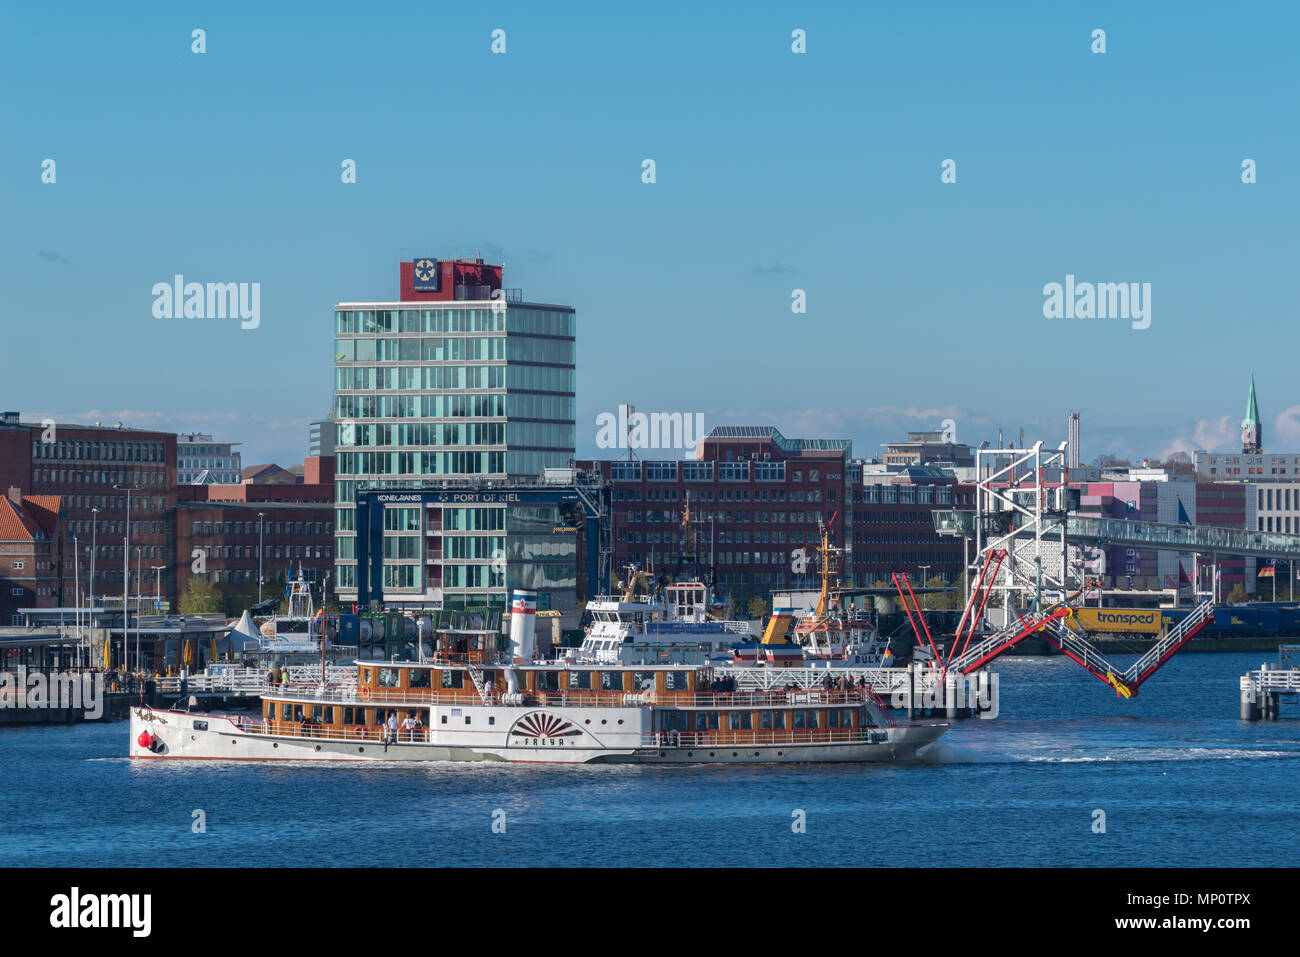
[932,511,1300,559]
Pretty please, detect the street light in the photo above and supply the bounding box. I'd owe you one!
[258,512,265,603]
[919,564,931,587]
[114,483,140,672]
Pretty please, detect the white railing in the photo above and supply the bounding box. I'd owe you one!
[640,727,890,749]
[1244,668,1300,693]
[159,665,356,696]
[721,665,918,696]
[231,717,430,744]
[1122,599,1214,683]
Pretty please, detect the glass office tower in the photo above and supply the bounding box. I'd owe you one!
[332,272,576,610]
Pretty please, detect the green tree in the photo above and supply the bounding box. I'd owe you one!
[179,576,221,614]
[1227,583,1247,605]
[747,596,770,620]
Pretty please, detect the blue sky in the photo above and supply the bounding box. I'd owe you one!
[4,2,1297,467]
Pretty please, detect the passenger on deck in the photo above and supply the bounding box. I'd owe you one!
[402,711,421,742]
[384,711,398,751]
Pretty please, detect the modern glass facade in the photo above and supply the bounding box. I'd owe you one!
[332,301,576,607]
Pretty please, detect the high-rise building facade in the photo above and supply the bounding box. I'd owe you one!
[332,258,576,605]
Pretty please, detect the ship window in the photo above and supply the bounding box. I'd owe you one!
[441,715,448,724]
[441,670,464,689]
[827,709,840,728]
[378,668,400,687]
[772,711,785,730]
[600,671,623,692]
[759,711,772,730]
[568,671,592,690]
[842,709,855,727]
[792,710,806,729]
[664,671,688,691]
[409,669,431,689]
[632,671,656,692]
[537,671,559,691]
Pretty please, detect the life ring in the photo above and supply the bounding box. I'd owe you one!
[353,726,364,739]
[360,686,370,700]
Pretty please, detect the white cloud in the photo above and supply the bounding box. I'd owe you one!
[1273,406,1300,449]
[1160,415,1235,458]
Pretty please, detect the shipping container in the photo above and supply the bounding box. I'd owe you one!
[1073,607,1163,635]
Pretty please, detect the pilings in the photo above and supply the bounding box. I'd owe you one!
[1240,662,1294,721]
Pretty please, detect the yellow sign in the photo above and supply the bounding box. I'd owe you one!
[1074,608,1161,635]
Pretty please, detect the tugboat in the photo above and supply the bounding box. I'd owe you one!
[734,517,897,670]
[129,590,946,764]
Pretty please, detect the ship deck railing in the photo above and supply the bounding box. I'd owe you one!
[257,685,875,709]
[640,727,890,749]
[229,716,431,744]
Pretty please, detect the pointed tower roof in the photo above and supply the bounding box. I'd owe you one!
[1242,374,1263,454]
[1245,375,1260,427]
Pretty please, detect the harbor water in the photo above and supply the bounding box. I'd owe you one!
[2,652,1297,867]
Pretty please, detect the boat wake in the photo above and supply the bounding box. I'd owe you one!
[920,742,1298,766]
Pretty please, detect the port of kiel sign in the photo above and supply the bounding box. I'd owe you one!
[413,258,440,292]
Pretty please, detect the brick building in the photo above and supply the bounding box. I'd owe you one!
[0,489,64,625]
[0,413,176,611]
[579,426,854,607]
[174,458,335,611]
[850,476,973,586]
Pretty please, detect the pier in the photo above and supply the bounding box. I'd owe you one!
[1239,646,1300,721]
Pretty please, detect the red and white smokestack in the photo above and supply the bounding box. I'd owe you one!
[508,589,537,662]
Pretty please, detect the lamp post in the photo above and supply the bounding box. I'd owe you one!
[114,484,140,671]
[134,545,143,673]
[258,512,265,603]
[71,532,80,665]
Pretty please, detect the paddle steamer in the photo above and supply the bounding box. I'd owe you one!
[130,591,945,764]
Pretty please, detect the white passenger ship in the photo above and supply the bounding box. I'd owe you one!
[129,591,945,765]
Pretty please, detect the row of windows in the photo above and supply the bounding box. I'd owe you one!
[1259,487,1300,511]
[337,364,509,394]
[32,439,166,463]
[336,336,508,364]
[67,518,165,537]
[335,307,575,337]
[197,545,332,563]
[858,485,959,505]
[190,520,332,537]
[37,469,166,489]
[335,450,508,478]
[660,708,857,732]
[621,509,831,525]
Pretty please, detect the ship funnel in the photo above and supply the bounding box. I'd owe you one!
[760,607,795,645]
[508,589,537,661]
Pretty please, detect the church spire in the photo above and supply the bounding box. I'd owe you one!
[1242,375,1262,454]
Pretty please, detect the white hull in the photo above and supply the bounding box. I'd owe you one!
[129,708,945,766]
